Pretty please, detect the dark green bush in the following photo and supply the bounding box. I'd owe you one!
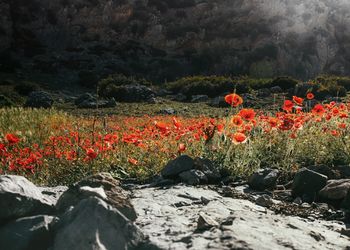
[98,74,152,97]
[271,77,299,90]
[165,76,249,98]
[14,82,39,96]
[0,95,14,107]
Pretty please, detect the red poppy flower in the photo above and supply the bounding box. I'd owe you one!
[178,143,186,153]
[86,148,98,159]
[312,104,325,116]
[293,96,304,106]
[5,134,20,144]
[231,115,243,127]
[282,100,294,112]
[306,93,314,100]
[224,93,243,107]
[239,109,256,121]
[231,132,247,144]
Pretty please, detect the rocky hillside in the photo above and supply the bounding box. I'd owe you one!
[1,0,350,84]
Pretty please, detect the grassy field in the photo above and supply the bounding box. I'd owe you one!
[1,92,350,186]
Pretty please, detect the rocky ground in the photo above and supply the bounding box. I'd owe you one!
[0,167,349,250]
[131,185,349,250]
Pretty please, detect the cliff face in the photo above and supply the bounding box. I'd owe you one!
[1,0,350,83]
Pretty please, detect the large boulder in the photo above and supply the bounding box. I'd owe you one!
[24,91,54,108]
[56,173,136,221]
[0,215,56,250]
[0,175,54,223]
[161,155,195,179]
[319,179,350,201]
[248,168,280,191]
[292,168,328,199]
[52,197,157,250]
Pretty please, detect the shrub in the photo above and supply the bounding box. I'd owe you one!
[165,76,249,98]
[14,82,39,96]
[271,77,299,90]
[98,74,152,97]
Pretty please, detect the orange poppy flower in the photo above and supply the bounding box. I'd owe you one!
[224,93,243,107]
[293,96,304,106]
[128,157,138,165]
[239,109,256,121]
[231,132,247,144]
[231,115,244,127]
[306,93,314,100]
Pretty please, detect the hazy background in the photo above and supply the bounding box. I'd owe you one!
[0,0,350,84]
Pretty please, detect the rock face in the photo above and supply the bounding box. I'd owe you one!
[1,0,350,83]
[131,185,349,250]
[161,155,195,179]
[0,175,54,223]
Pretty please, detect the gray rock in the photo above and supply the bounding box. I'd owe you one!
[56,173,136,221]
[38,186,68,206]
[210,96,230,108]
[161,155,195,178]
[197,212,219,231]
[131,185,350,249]
[0,215,56,250]
[74,93,96,105]
[292,168,328,198]
[179,170,207,185]
[0,175,54,223]
[319,179,350,200]
[248,168,280,191]
[77,98,117,109]
[159,107,176,115]
[24,91,54,108]
[256,195,273,208]
[193,157,221,183]
[307,165,336,179]
[191,95,209,103]
[52,197,154,250]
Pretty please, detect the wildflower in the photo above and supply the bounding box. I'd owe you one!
[293,96,304,106]
[282,100,294,112]
[231,132,247,144]
[330,130,339,137]
[178,143,186,153]
[224,93,243,107]
[86,148,98,159]
[306,93,314,100]
[5,134,20,144]
[312,104,325,116]
[231,115,243,127]
[239,109,256,121]
[128,157,138,165]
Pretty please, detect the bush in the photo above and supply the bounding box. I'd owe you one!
[98,74,152,97]
[14,82,39,96]
[271,77,299,90]
[313,75,348,99]
[165,76,249,98]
